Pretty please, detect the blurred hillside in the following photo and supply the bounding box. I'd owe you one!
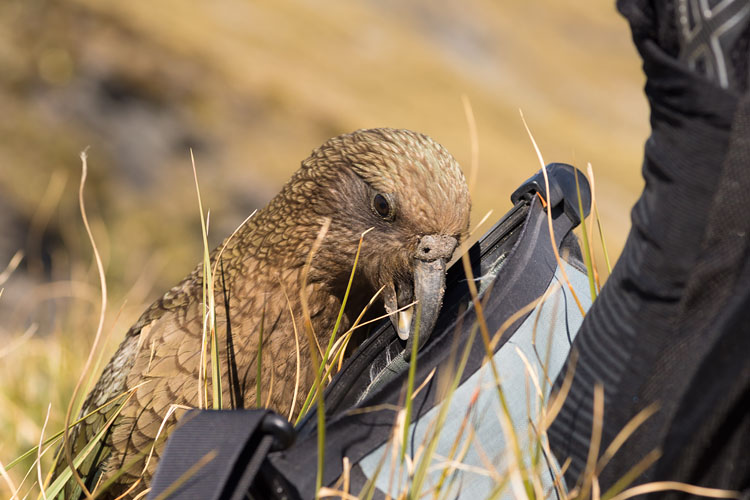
[0,0,648,337]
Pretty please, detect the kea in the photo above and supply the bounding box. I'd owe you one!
[59,128,471,499]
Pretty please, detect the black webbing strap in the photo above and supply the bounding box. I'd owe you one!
[147,409,295,500]
[227,435,274,500]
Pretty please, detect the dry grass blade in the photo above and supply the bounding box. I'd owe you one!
[278,283,302,421]
[386,408,405,498]
[595,403,659,476]
[318,487,360,500]
[343,403,403,417]
[298,227,373,418]
[302,286,390,418]
[96,408,189,499]
[408,367,436,403]
[557,458,573,498]
[461,94,480,196]
[465,209,495,248]
[574,168,597,300]
[300,218,331,499]
[342,457,351,497]
[587,164,611,275]
[543,350,577,431]
[37,404,51,500]
[45,389,138,499]
[593,477,601,500]
[102,453,150,500]
[409,324,478,497]
[264,365,275,408]
[257,307,265,408]
[460,250,537,499]
[0,459,18,499]
[62,149,109,500]
[583,164,600,290]
[431,455,497,478]
[7,387,135,474]
[513,347,544,407]
[457,99,524,479]
[192,152,208,410]
[357,441,388,500]
[335,296,412,345]
[131,489,150,500]
[458,208,530,498]
[579,384,605,500]
[600,449,661,500]
[458,251,494,376]
[489,285,560,351]
[433,385,480,493]
[495,404,528,500]
[0,250,24,287]
[533,288,563,419]
[323,456,352,497]
[142,404,190,476]
[339,374,435,419]
[400,304,421,463]
[210,210,257,280]
[298,230,383,421]
[532,421,570,500]
[190,149,222,410]
[333,286,386,371]
[519,110,585,317]
[7,439,37,497]
[324,227,373,358]
[609,481,740,500]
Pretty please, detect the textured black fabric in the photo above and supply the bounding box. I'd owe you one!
[652,83,750,500]
[656,263,750,497]
[549,0,750,495]
[148,410,272,500]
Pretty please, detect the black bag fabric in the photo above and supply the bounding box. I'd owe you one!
[148,163,593,500]
[148,410,295,500]
[548,1,750,496]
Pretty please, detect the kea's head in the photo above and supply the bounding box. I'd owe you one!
[286,128,471,348]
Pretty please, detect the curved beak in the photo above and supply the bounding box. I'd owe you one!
[384,235,458,354]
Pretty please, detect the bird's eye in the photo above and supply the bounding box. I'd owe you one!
[372,193,393,220]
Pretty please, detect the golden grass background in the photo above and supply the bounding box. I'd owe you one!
[0,0,648,492]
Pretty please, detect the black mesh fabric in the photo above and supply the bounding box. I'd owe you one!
[548,0,750,495]
[652,83,750,500]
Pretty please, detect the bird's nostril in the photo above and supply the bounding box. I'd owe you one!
[416,234,458,261]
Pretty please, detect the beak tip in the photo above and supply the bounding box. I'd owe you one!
[396,307,414,341]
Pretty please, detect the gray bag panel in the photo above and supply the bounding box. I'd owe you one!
[359,261,591,499]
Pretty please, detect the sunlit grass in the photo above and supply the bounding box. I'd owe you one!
[575,168,598,300]
[299,217,332,499]
[191,149,222,411]
[296,227,373,424]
